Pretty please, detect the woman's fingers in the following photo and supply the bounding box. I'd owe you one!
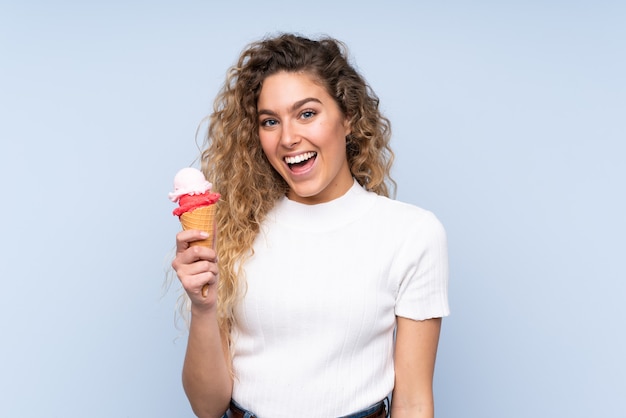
[172,230,220,305]
[173,255,219,304]
[175,229,211,253]
[177,258,218,276]
[181,269,218,294]
[174,236,217,264]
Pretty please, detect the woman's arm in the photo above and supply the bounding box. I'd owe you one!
[391,317,442,418]
[172,230,233,418]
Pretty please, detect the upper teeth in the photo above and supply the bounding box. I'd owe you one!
[285,152,316,165]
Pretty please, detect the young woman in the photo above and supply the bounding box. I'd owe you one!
[172,33,449,418]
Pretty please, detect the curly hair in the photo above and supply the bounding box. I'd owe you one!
[199,33,395,349]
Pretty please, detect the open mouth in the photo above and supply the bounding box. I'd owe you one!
[285,152,317,172]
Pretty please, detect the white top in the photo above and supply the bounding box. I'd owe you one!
[231,181,449,417]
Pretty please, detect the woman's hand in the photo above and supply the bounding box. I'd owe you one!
[171,229,220,311]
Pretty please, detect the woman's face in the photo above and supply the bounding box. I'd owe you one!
[257,71,353,205]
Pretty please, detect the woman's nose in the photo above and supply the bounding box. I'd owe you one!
[279,121,301,148]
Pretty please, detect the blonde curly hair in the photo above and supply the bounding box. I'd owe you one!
[200,33,395,349]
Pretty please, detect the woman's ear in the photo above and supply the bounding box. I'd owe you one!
[343,115,352,137]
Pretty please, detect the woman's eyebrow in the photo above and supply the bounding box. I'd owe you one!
[290,97,322,111]
[258,97,322,116]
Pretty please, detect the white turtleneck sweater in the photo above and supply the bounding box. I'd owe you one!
[231,181,449,417]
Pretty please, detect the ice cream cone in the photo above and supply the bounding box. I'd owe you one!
[170,167,220,298]
[180,204,217,248]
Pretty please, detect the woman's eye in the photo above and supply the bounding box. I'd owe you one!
[300,110,316,119]
[261,118,278,127]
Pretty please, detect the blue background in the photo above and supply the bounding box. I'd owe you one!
[1,1,624,417]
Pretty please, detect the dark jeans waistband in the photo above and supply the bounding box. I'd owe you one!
[227,397,389,418]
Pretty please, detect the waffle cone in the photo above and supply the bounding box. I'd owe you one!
[179,205,217,248]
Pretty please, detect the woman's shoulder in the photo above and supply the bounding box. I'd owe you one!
[372,192,441,222]
[366,192,446,242]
